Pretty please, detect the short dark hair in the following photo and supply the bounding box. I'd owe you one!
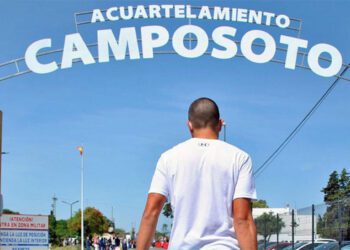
[188,97,220,129]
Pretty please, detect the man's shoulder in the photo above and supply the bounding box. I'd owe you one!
[221,141,250,157]
[161,139,191,157]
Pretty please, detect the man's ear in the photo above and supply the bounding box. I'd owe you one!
[217,119,224,132]
[188,120,194,132]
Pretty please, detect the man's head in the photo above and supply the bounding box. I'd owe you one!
[188,97,223,138]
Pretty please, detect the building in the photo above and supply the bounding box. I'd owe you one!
[253,207,317,242]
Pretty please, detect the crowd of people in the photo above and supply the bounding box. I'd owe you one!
[62,237,79,246]
[86,236,136,250]
[153,237,169,249]
[61,234,170,249]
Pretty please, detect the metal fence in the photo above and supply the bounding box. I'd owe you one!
[254,198,350,249]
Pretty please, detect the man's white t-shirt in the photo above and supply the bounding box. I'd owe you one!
[149,138,257,250]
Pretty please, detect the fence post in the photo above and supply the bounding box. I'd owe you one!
[312,204,315,249]
[338,201,342,243]
[276,213,279,246]
[292,209,295,250]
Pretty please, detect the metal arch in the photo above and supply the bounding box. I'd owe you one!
[0,38,349,83]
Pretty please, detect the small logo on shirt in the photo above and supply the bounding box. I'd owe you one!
[198,142,210,147]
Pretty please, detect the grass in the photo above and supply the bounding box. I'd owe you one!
[51,246,80,250]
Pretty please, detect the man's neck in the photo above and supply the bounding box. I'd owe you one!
[192,129,219,140]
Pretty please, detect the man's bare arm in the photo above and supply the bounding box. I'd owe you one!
[233,198,257,250]
[137,193,167,250]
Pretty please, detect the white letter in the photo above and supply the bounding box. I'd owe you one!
[149,5,161,18]
[212,26,237,59]
[198,6,212,20]
[276,14,290,28]
[248,10,262,25]
[161,5,173,18]
[237,8,248,22]
[91,9,105,23]
[173,25,208,58]
[186,5,197,19]
[280,35,308,69]
[174,5,185,18]
[241,30,276,63]
[308,43,343,77]
[98,28,140,62]
[106,7,119,21]
[141,26,169,58]
[25,39,58,74]
[134,5,148,19]
[263,12,275,26]
[119,6,133,20]
[231,8,237,21]
[61,33,95,69]
[213,7,230,21]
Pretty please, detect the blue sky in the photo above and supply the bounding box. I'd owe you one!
[0,0,349,231]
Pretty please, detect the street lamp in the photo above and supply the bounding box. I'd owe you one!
[76,146,84,250]
[62,200,79,219]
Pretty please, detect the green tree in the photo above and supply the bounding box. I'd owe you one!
[322,171,341,203]
[252,200,269,208]
[2,209,19,214]
[114,228,126,237]
[162,203,173,219]
[49,211,59,245]
[318,169,350,241]
[339,168,350,197]
[67,207,109,237]
[161,224,169,236]
[155,231,164,240]
[255,212,285,242]
[56,220,74,240]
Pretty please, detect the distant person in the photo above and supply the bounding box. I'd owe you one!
[86,236,91,250]
[93,236,99,250]
[99,237,105,250]
[137,97,258,250]
[111,236,116,250]
[128,240,131,249]
[122,239,128,250]
[163,238,169,249]
[106,237,111,250]
[155,240,161,248]
[116,236,121,248]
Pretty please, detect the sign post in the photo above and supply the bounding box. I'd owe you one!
[0,111,3,215]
